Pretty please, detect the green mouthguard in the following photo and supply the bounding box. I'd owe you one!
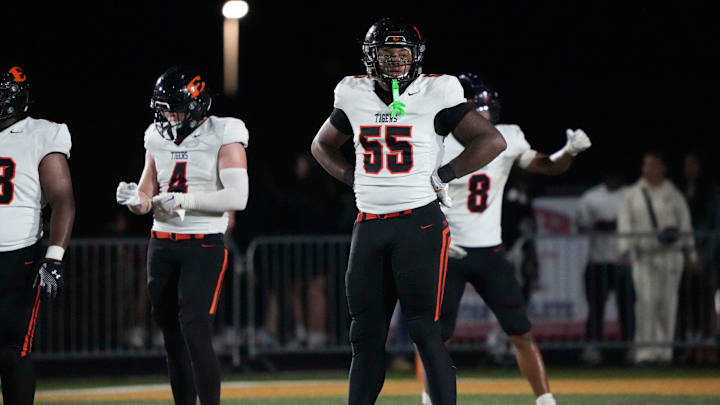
[390,79,406,118]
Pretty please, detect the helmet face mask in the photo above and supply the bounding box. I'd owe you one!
[0,66,30,121]
[362,18,425,89]
[150,66,211,144]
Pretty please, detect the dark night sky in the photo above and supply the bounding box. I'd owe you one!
[5,1,718,235]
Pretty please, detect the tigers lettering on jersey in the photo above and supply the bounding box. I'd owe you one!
[442,124,531,247]
[0,117,72,252]
[143,115,249,234]
[333,74,466,214]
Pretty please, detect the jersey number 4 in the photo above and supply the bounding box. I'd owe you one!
[168,162,188,193]
[0,157,16,205]
[467,174,490,213]
[359,126,413,174]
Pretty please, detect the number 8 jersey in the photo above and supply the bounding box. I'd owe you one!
[0,117,72,251]
[144,116,249,234]
[332,74,467,214]
[441,124,531,247]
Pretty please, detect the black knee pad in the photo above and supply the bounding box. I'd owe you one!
[406,317,440,346]
[349,319,387,356]
[0,345,23,373]
[501,318,532,336]
[439,317,457,342]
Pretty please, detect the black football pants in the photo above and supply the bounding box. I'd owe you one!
[147,234,228,405]
[0,243,41,405]
[346,201,456,405]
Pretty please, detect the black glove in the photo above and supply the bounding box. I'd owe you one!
[32,259,64,299]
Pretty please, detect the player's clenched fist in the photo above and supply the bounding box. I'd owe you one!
[564,128,591,156]
[116,181,140,206]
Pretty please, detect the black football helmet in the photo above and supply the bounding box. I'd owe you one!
[458,73,501,124]
[150,66,212,144]
[362,17,426,89]
[0,66,30,120]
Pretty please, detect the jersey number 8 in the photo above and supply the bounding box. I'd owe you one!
[0,157,16,205]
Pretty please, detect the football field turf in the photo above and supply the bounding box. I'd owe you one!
[26,367,720,405]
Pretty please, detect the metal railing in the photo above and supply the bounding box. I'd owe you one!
[31,232,720,365]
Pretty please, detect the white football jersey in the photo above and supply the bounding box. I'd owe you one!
[334,74,466,214]
[0,117,72,252]
[442,124,531,247]
[144,115,249,234]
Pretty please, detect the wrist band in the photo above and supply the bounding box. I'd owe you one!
[46,245,65,261]
[437,164,456,183]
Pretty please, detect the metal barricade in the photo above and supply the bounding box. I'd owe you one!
[32,237,243,360]
[245,232,720,364]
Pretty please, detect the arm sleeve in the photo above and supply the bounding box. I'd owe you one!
[42,123,72,159]
[183,168,249,212]
[222,118,249,147]
[330,108,353,135]
[434,103,471,136]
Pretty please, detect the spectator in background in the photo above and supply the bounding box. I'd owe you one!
[675,152,718,363]
[618,151,698,364]
[576,172,635,364]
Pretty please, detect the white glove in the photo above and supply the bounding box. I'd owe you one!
[564,128,591,156]
[448,240,467,259]
[152,193,187,220]
[431,170,452,208]
[116,182,140,206]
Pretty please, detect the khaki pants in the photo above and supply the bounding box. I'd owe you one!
[631,250,684,362]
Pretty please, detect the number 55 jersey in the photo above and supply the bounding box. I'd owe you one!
[441,124,531,247]
[332,74,467,214]
[0,117,71,251]
[144,115,248,234]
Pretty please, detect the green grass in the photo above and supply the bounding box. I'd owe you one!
[42,395,720,405]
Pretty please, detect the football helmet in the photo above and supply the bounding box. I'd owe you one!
[458,73,501,124]
[150,66,212,144]
[362,17,425,89]
[0,66,30,120]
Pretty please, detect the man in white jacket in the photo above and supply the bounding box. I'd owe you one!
[618,151,697,363]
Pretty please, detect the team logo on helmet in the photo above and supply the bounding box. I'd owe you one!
[9,67,26,82]
[186,76,205,98]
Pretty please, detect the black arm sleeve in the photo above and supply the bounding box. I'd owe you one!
[329,108,354,136]
[434,102,471,136]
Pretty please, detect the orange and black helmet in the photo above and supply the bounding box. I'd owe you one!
[361,17,426,89]
[0,66,30,120]
[150,66,212,144]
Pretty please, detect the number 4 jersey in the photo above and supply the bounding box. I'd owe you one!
[0,117,72,252]
[332,74,467,214]
[144,116,249,234]
[441,124,531,247]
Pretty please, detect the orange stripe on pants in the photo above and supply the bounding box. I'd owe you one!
[21,286,42,357]
[209,249,229,314]
[434,228,450,321]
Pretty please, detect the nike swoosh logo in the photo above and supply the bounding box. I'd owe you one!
[24,261,34,265]
[420,224,433,230]
[201,244,216,248]
[10,130,22,133]
[408,91,419,96]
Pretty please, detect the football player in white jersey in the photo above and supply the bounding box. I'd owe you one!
[0,66,75,405]
[311,19,506,405]
[418,74,592,405]
[116,66,249,405]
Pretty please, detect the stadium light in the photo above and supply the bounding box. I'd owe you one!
[222,1,249,96]
[222,1,249,19]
